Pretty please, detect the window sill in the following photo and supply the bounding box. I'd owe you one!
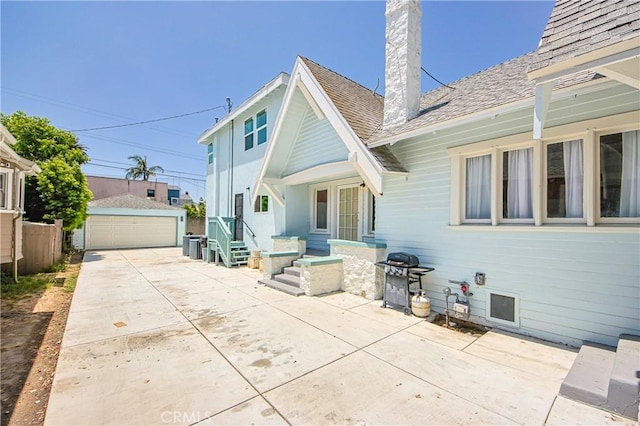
[449,223,639,233]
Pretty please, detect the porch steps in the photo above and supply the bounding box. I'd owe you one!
[258,259,306,297]
[559,334,639,420]
[229,241,250,267]
[258,278,305,297]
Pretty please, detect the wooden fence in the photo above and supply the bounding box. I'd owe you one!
[19,220,63,275]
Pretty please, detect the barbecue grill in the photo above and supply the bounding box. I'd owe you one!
[376,252,435,315]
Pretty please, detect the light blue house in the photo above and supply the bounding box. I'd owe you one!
[197,73,289,265]
[199,0,639,347]
[252,0,638,347]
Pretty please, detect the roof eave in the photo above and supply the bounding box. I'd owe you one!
[528,37,640,83]
[368,77,620,148]
[197,72,290,145]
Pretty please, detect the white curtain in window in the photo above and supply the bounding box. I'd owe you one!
[465,155,491,219]
[507,148,533,218]
[563,139,583,218]
[620,130,640,217]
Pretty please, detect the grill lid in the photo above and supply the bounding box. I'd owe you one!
[386,252,419,268]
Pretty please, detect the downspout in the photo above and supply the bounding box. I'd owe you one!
[229,119,234,217]
[11,211,21,282]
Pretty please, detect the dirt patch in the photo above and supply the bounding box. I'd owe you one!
[431,314,489,337]
[1,253,82,426]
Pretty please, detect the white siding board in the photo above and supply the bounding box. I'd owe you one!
[282,105,349,177]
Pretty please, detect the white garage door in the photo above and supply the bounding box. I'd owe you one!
[85,215,177,250]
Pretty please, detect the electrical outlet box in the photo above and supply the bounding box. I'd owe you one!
[453,302,470,320]
[475,272,486,285]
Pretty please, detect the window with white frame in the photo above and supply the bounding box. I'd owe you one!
[450,115,639,227]
[599,130,639,219]
[464,154,491,222]
[207,143,214,164]
[501,147,534,221]
[244,118,254,151]
[244,109,267,151]
[545,139,584,219]
[254,195,268,213]
[256,110,267,145]
[314,188,328,231]
[369,193,376,234]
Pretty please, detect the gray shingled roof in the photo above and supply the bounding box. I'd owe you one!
[368,52,602,144]
[300,57,407,173]
[89,194,182,210]
[530,0,640,73]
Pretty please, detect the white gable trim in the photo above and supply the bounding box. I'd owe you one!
[253,57,385,206]
[265,161,354,186]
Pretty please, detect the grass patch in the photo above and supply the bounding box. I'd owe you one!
[1,275,52,299]
[64,274,78,293]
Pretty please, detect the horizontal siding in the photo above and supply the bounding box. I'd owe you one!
[307,233,330,251]
[283,104,348,176]
[378,88,640,347]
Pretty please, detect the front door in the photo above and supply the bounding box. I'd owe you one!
[337,185,359,241]
[234,193,243,241]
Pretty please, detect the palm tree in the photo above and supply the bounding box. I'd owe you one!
[125,155,164,181]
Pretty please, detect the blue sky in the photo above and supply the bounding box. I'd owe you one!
[1,1,554,202]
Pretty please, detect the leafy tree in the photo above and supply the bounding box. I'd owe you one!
[0,111,92,232]
[183,199,206,219]
[125,155,164,181]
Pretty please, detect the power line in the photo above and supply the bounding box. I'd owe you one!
[1,87,199,138]
[421,67,456,90]
[92,158,205,177]
[86,162,206,182]
[79,133,201,161]
[70,105,228,132]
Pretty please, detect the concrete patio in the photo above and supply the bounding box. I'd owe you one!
[45,248,634,425]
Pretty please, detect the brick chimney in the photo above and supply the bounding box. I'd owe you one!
[383,0,422,128]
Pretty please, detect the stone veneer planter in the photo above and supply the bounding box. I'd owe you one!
[297,257,343,296]
[260,251,299,279]
[328,239,387,300]
[271,235,307,255]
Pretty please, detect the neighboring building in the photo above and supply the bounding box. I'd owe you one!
[170,191,194,207]
[168,185,180,205]
[72,194,186,250]
[197,72,289,251]
[0,123,41,279]
[87,175,170,204]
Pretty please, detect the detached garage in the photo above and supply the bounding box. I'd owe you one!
[73,194,186,250]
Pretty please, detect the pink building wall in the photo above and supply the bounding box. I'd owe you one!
[87,176,169,203]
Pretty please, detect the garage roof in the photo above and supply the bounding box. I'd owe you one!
[89,194,181,210]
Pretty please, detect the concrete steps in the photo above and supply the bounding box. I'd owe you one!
[258,278,305,296]
[259,259,305,296]
[560,334,639,420]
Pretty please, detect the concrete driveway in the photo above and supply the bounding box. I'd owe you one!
[45,248,633,425]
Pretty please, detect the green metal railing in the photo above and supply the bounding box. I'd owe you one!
[207,216,234,267]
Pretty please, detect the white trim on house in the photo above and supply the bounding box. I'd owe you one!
[252,57,386,206]
[448,111,640,228]
[368,78,623,148]
[197,73,290,145]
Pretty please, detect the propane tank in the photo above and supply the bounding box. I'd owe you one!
[411,292,431,318]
